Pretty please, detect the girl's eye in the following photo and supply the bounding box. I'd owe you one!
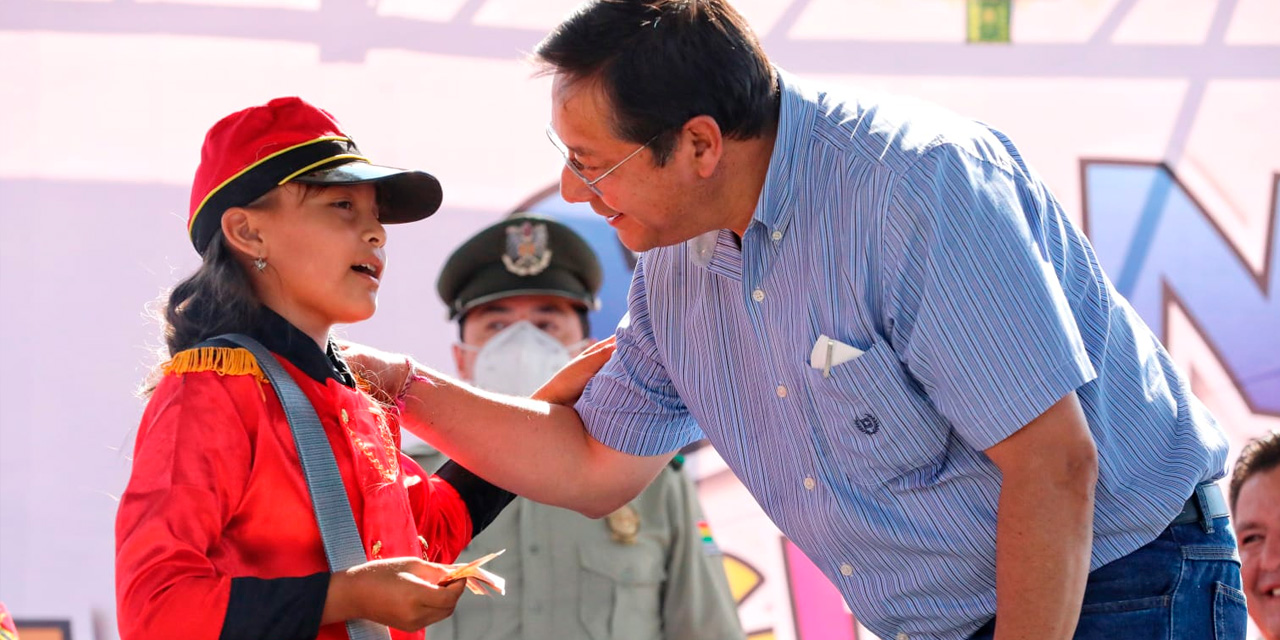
[331,200,354,210]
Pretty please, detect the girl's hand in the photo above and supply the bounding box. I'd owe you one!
[324,557,466,630]
[532,335,616,406]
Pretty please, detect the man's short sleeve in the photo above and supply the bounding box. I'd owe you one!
[576,256,700,456]
[884,142,1097,452]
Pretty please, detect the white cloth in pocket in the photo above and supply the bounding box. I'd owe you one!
[808,334,865,377]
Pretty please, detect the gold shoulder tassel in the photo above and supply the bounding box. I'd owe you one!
[162,347,270,385]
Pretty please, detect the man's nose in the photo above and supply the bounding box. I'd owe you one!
[1263,530,1280,569]
[560,167,594,204]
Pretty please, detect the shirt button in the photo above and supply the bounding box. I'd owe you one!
[752,288,765,302]
[775,385,788,398]
[371,540,382,558]
[897,633,910,640]
[771,229,784,241]
[840,563,854,576]
[803,477,816,491]
[340,409,349,425]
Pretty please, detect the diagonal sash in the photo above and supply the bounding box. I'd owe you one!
[221,334,391,640]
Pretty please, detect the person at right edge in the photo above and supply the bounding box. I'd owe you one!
[353,2,1248,638]
[412,213,744,640]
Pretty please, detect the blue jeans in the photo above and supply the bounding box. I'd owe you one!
[969,517,1247,639]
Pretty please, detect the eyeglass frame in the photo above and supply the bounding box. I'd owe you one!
[546,124,662,197]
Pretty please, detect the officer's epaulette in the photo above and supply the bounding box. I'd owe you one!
[162,346,268,385]
[667,454,685,471]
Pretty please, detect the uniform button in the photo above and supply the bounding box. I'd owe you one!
[803,477,816,491]
[776,385,788,398]
[371,540,382,557]
[840,563,854,576]
[771,229,784,241]
[752,288,765,302]
[528,544,540,554]
[340,409,349,424]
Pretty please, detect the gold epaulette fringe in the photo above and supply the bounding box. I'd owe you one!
[162,347,270,385]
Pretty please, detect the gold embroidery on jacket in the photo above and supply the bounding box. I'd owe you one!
[346,402,400,484]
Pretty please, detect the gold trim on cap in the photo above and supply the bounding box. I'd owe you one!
[276,153,369,185]
[188,135,351,234]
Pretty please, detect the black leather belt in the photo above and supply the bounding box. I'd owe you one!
[1170,481,1229,531]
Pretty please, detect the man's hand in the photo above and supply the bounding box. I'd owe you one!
[533,335,616,405]
[335,340,417,403]
[323,557,467,631]
[985,391,1098,640]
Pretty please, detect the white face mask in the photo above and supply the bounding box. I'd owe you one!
[466,321,578,396]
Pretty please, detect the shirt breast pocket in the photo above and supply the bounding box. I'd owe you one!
[578,544,664,640]
[806,337,949,487]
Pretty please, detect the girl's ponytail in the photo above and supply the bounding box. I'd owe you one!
[163,231,263,356]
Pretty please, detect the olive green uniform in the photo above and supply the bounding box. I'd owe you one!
[427,214,744,640]
[417,452,744,640]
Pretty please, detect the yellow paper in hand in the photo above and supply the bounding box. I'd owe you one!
[435,549,506,596]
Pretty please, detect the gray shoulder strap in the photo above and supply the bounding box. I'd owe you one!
[220,333,391,640]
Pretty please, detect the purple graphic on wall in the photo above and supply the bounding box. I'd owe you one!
[1083,162,1279,416]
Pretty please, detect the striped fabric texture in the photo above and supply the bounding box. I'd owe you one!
[575,70,1229,639]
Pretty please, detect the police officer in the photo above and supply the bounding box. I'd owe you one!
[412,213,744,640]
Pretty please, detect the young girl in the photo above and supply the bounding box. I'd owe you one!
[115,97,513,640]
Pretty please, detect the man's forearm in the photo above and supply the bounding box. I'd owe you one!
[992,462,1096,639]
[397,366,606,510]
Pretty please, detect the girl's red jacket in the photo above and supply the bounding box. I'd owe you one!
[116,317,512,640]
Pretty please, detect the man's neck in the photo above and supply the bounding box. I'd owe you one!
[722,122,778,238]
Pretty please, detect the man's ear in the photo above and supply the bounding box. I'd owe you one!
[220,206,263,259]
[682,115,724,179]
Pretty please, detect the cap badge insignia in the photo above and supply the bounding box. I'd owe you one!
[502,221,553,276]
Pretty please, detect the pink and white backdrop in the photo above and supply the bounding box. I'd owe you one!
[1,1,1276,638]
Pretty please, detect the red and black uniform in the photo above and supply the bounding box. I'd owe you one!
[116,310,513,640]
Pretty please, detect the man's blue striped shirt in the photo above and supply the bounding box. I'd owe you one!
[576,70,1229,640]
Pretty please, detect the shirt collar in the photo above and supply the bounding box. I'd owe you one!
[750,68,818,238]
[243,308,356,387]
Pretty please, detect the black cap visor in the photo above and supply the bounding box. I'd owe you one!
[294,161,442,224]
[452,264,597,320]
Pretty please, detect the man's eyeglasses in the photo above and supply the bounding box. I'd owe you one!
[546,125,660,198]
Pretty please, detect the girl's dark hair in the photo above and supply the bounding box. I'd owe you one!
[163,228,263,357]
[535,0,778,165]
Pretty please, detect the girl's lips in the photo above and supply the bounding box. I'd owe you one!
[352,261,383,279]
[351,263,381,284]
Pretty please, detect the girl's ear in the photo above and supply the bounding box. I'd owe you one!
[220,206,263,260]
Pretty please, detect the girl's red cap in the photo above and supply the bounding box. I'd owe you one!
[187,97,442,254]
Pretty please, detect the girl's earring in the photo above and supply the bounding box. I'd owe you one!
[253,257,267,272]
